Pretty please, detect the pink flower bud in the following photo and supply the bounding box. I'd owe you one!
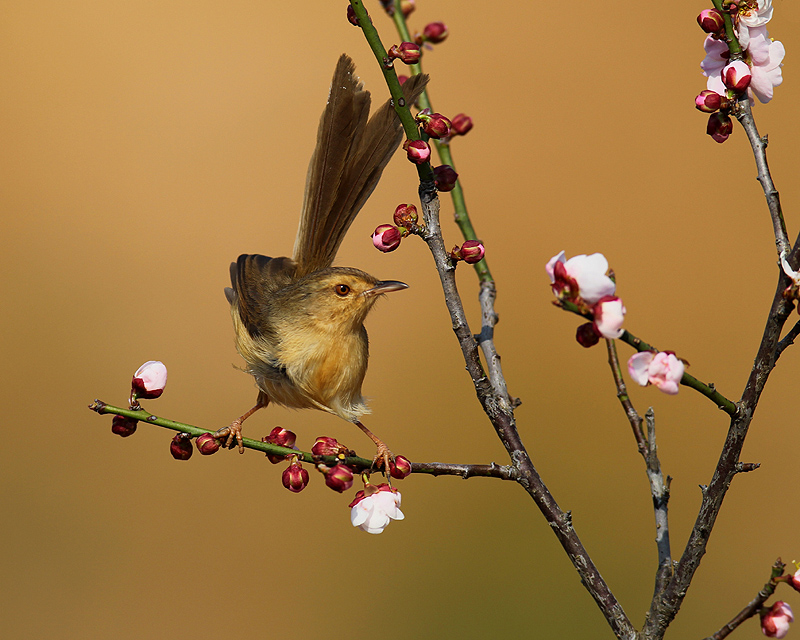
[433,165,459,192]
[762,601,794,638]
[722,60,752,92]
[170,433,193,460]
[389,455,412,479]
[422,21,448,43]
[592,295,626,339]
[282,458,309,493]
[450,113,473,136]
[628,351,685,395]
[707,112,733,143]
[131,360,167,400]
[311,436,345,457]
[346,5,359,26]
[400,0,415,17]
[111,415,138,437]
[695,90,726,113]
[324,463,354,493]
[372,224,402,253]
[388,42,421,65]
[403,139,431,164]
[459,240,485,264]
[419,113,452,139]
[393,203,419,229]
[697,8,725,34]
[576,322,601,348]
[196,433,221,455]
[789,567,800,592]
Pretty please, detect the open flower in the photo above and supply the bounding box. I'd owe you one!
[350,484,404,534]
[761,601,793,638]
[736,0,773,50]
[747,26,784,103]
[546,251,616,305]
[628,351,685,395]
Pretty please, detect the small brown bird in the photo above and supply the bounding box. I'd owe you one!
[217,55,426,469]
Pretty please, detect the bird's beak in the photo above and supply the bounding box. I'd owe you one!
[363,280,409,297]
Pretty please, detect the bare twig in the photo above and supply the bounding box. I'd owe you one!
[775,317,800,362]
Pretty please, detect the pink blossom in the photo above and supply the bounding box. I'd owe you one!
[131,360,168,399]
[762,601,793,638]
[546,251,616,305]
[350,484,404,534]
[593,296,626,339]
[736,0,773,50]
[701,35,729,95]
[747,26,784,103]
[628,351,684,395]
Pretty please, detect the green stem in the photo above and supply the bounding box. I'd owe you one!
[711,0,742,57]
[89,400,375,469]
[558,301,737,415]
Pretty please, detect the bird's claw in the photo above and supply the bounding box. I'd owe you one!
[214,420,245,454]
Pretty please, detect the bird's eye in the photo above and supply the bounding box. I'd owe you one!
[334,284,351,296]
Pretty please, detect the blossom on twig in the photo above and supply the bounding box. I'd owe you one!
[628,351,684,395]
[350,483,404,534]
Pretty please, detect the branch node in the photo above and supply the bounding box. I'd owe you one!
[735,462,761,473]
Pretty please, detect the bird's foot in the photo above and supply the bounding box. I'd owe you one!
[214,420,245,454]
[371,442,394,477]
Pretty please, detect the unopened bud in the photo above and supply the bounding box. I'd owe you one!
[282,458,310,493]
[722,60,751,93]
[403,139,431,164]
[389,455,412,479]
[422,21,448,43]
[707,112,733,143]
[346,5,359,26]
[131,360,167,400]
[433,165,459,192]
[372,224,402,253]
[452,240,485,264]
[401,0,415,17]
[311,436,345,457]
[393,203,419,229]
[262,426,297,463]
[576,322,601,348]
[388,42,421,65]
[450,113,473,135]
[697,9,725,34]
[695,89,726,113]
[397,74,409,86]
[196,433,221,455]
[111,415,138,437]
[418,112,452,139]
[324,463,355,493]
[170,433,193,460]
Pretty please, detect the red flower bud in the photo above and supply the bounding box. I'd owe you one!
[282,458,309,493]
[311,436,345,457]
[372,224,402,253]
[695,90,726,113]
[388,42,421,65]
[324,463,355,493]
[131,360,167,400]
[196,433,221,455]
[111,415,138,437]
[460,240,485,264]
[707,112,733,143]
[346,5,359,26]
[400,0,415,17]
[576,321,602,348]
[419,113,452,139]
[450,113,473,136]
[393,203,419,229]
[389,455,412,479]
[170,433,193,460]
[261,426,297,463]
[422,21,448,43]
[697,9,725,34]
[403,139,431,164]
[722,60,751,93]
[397,74,409,86]
[433,164,459,192]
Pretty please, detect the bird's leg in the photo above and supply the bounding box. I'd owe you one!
[215,391,269,454]
[354,420,393,474]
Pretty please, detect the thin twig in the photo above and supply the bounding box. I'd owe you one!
[606,339,646,456]
[775,317,800,362]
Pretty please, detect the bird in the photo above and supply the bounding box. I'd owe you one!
[216,54,427,470]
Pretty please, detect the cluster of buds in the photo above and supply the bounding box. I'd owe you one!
[387,42,421,65]
[696,0,784,143]
[416,109,451,139]
[450,240,485,265]
[371,204,422,253]
[546,252,626,346]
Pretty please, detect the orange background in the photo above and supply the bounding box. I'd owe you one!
[2,1,799,638]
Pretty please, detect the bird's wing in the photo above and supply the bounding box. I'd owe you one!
[292,54,428,277]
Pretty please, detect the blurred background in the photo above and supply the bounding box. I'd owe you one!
[2,1,799,637]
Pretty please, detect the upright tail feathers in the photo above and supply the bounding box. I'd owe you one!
[292,54,428,277]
